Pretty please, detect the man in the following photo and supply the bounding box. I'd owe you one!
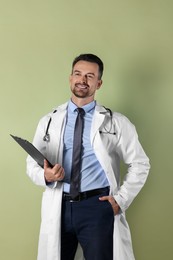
[26,53,150,260]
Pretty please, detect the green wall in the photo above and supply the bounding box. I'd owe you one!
[0,1,173,259]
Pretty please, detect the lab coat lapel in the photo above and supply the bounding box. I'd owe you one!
[48,103,67,164]
[90,104,106,145]
[91,104,118,192]
[51,103,67,132]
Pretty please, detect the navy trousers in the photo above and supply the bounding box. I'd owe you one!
[61,191,114,260]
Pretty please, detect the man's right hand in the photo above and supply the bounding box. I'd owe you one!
[44,159,65,183]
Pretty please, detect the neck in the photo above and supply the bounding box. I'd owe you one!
[71,96,94,107]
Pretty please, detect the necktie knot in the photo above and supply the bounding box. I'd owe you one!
[76,107,85,117]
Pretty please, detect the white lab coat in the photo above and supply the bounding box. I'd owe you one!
[26,102,150,260]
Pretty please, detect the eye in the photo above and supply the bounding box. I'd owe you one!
[73,70,82,77]
[87,74,94,79]
[74,72,80,76]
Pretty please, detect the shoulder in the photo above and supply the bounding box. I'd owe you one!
[111,112,138,140]
[113,111,135,129]
[95,103,135,125]
[38,102,68,125]
[113,111,131,122]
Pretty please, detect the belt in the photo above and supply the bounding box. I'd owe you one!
[63,187,109,202]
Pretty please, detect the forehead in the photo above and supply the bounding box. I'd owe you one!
[72,61,99,75]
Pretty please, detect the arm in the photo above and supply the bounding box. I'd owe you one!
[26,116,65,187]
[113,115,150,212]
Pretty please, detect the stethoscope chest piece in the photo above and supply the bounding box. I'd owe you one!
[43,133,50,142]
[42,109,57,142]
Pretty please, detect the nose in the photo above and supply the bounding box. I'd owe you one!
[80,75,87,83]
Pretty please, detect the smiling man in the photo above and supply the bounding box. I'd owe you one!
[27,53,150,260]
[70,59,102,102]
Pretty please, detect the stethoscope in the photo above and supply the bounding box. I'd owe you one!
[43,109,57,142]
[43,107,116,142]
[99,107,116,135]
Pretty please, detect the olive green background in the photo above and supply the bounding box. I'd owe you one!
[0,1,172,259]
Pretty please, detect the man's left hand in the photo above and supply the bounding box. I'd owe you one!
[99,195,120,215]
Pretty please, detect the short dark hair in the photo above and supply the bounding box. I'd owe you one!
[72,53,104,79]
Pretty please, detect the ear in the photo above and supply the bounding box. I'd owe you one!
[96,80,102,89]
[69,74,72,83]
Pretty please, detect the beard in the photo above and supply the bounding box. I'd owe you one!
[72,83,90,98]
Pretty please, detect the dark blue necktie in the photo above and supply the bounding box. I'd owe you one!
[70,108,85,199]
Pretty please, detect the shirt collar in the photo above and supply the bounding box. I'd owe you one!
[68,100,96,114]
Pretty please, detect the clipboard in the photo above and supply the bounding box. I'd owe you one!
[10,134,53,168]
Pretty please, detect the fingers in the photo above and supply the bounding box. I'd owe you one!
[44,161,65,182]
[53,165,65,180]
[99,195,120,215]
[99,195,109,201]
[44,159,50,169]
[53,164,63,174]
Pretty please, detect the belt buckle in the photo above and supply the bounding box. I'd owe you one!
[70,194,81,202]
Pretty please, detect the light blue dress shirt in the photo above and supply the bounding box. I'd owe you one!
[62,100,109,193]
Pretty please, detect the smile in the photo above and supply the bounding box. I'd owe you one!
[75,84,89,89]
